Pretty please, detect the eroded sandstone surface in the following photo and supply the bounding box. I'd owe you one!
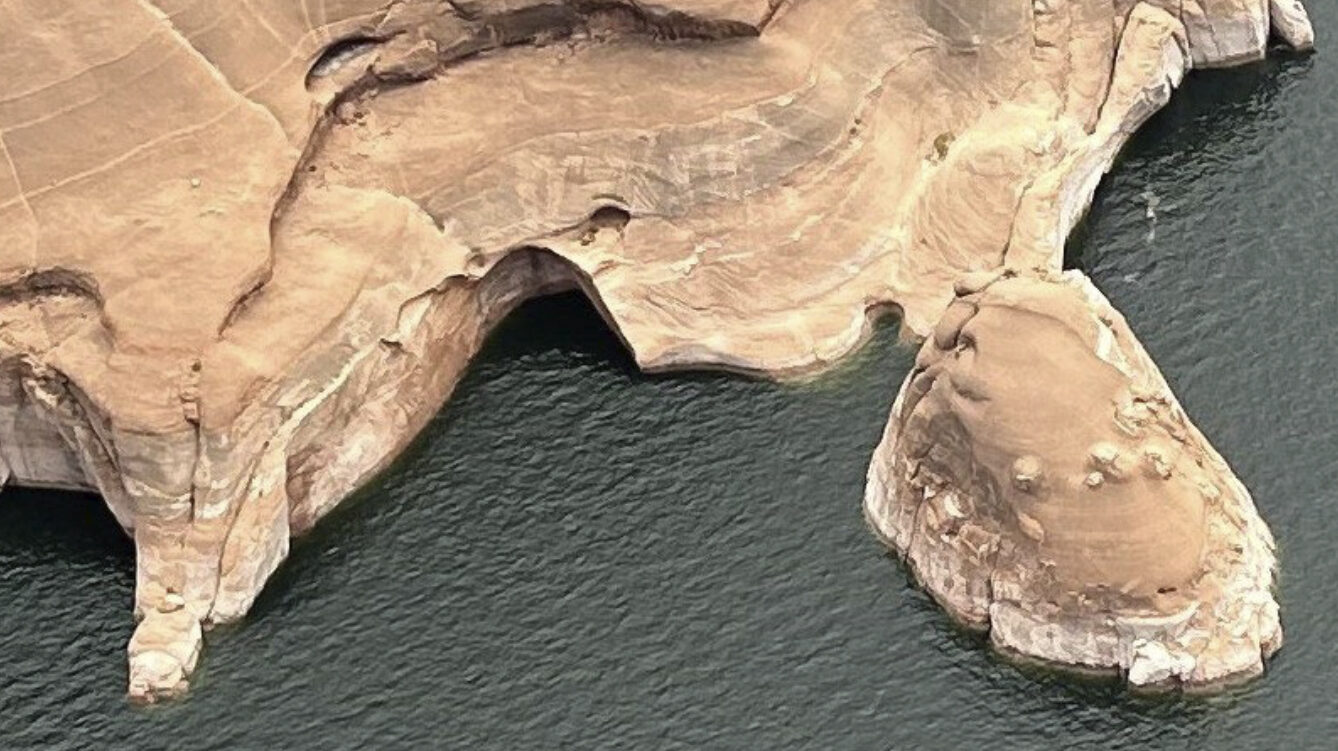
[864,271,1282,687]
[0,0,1312,699]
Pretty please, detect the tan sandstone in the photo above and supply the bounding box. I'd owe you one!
[0,0,1312,699]
[864,270,1282,687]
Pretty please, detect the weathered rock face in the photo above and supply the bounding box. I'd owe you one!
[864,271,1282,688]
[0,0,1311,700]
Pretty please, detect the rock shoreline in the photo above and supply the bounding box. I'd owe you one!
[864,271,1283,690]
[0,0,1312,700]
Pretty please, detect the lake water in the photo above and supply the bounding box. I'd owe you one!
[2,18,1336,750]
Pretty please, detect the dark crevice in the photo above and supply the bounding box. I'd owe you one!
[305,36,386,87]
[0,267,116,343]
[587,205,631,230]
[476,245,639,361]
[0,268,104,307]
[476,288,640,374]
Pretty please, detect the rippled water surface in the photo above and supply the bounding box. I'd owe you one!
[3,17,1336,750]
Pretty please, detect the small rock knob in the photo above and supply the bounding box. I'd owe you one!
[1012,455,1043,493]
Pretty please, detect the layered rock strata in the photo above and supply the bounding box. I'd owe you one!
[863,271,1282,688]
[0,0,1311,699]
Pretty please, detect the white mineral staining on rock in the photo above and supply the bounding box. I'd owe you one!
[0,0,1309,699]
[126,607,202,704]
[1142,443,1175,479]
[1270,0,1317,49]
[864,271,1283,689]
[1011,456,1043,493]
[1088,442,1119,470]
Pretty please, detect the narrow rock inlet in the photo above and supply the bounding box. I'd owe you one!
[0,0,1312,700]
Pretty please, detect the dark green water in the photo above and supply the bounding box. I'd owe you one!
[3,25,1337,751]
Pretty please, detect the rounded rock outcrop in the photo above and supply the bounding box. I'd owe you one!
[863,270,1281,689]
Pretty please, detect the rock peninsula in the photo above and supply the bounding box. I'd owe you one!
[0,0,1312,700]
[864,271,1282,687]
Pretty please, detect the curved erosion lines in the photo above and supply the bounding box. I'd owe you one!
[0,0,1315,700]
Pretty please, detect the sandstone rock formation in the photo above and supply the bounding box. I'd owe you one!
[0,0,1311,700]
[864,271,1282,688]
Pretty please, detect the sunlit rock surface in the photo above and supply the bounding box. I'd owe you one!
[864,271,1282,688]
[0,0,1311,700]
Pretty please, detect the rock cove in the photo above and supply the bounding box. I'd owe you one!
[0,0,1312,700]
